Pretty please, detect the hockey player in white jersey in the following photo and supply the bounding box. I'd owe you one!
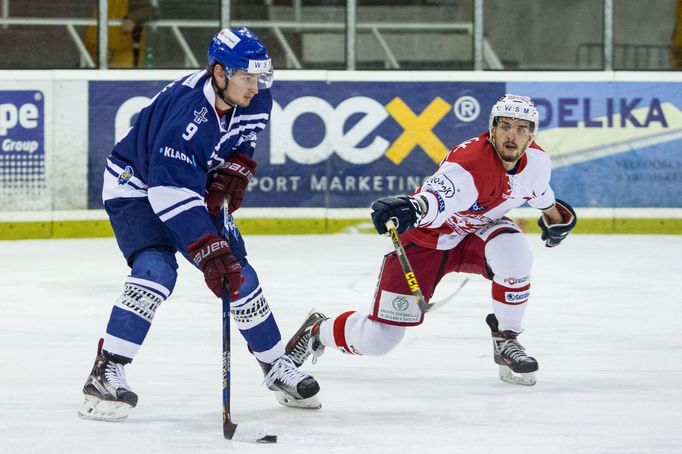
[287,94,577,387]
[79,27,320,422]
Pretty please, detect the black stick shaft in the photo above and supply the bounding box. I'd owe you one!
[221,197,238,439]
[222,292,238,439]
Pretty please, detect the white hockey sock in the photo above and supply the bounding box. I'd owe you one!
[491,278,529,332]
[318,311,405,356]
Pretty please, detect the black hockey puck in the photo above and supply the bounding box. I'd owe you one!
[257,434,278,443]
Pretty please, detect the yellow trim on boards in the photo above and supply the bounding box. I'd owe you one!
[1,217,681,240]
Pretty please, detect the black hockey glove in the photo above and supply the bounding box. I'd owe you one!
[371,195,425,235]
[538,199,577,248]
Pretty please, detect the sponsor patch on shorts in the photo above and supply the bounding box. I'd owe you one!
[376,290,421,324]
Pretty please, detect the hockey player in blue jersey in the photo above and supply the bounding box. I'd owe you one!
[79,27,321,422]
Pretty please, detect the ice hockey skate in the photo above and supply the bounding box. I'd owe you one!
[485,313,538,386]
[285,311,327,367]
[78,341,138,421]
[260,355,321,409]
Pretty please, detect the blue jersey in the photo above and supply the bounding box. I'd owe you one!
[102,70,272,249]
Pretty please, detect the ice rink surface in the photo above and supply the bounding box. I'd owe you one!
[1,233,681,454]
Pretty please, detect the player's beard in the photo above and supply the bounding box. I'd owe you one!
[492,135,530,164]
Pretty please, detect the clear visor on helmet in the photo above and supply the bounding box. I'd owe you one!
[494,117,533,136]
[226,65,273,90]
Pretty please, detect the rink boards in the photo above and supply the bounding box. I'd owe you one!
[0,70,681,238]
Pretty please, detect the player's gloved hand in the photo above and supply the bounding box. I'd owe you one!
[206,153,257,215]
[538,199,577,248]
[188,233,243,298]
[371,195,425,235]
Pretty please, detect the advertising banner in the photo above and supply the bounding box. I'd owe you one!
[513,82,682,208]
[0,90,46,209]
[88,80,168,209]
[88,79,682,209]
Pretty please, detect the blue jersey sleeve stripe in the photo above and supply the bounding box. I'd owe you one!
[148,186,207,220]
[155,195,202,218]
[148,186,203,210]
[233,113,270,123]
[102,171,150,202]
[219,122,268,147]
[106,159,148,189]
[104,167,146,191]
[158,199,206,222]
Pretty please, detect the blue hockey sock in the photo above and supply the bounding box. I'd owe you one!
[103,249,177,359]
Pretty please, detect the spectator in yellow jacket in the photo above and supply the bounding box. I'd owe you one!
[85,0,159,68]
[672,0,682,68]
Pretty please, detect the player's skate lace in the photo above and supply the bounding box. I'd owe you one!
[493,332,538,373]
[286,312,327,367]
[263,356,309,389]
[104,362,131,390]
[497,337,528,361]
[289,331,323,365]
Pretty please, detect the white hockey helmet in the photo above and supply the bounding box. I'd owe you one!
[489,94,539,136]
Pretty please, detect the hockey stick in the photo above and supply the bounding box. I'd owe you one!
[221,292,238,439]
[385,219,430,313]
[220,200,277,443]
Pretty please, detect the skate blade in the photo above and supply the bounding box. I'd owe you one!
[275,391,321,410]
[498,365,537,386]
[78,394,133,422]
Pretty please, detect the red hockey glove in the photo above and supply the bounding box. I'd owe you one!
[206,153,257,215]
[187,233,243,298]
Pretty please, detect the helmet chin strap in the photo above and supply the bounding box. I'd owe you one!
[211,66,237,108]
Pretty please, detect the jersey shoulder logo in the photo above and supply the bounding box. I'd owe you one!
[193,107,209,124]
[117,165,134,185]
[183,106,209,141]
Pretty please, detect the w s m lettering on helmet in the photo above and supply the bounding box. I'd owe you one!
[207,27,273,89]
[489,94,539,136]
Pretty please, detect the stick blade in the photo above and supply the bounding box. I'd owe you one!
[227,421,277,443]
[223,421,237,439]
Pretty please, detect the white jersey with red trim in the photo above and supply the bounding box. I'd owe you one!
[402,131,556,250]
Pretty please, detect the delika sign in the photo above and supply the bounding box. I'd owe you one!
[534,97,667,128]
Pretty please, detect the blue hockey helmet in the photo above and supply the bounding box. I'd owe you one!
[207,27,273,89]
